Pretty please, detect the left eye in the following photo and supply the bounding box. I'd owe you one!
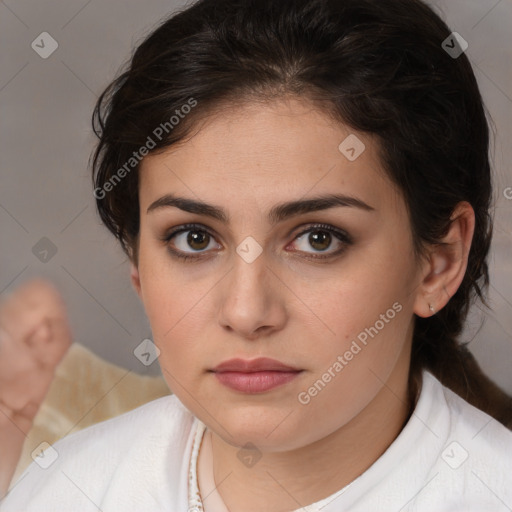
[162,223,352,261]
[288,224,352,259]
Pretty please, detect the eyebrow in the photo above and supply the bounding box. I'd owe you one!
[146,193,375,224]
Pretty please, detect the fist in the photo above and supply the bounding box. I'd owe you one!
[0,279,72,430]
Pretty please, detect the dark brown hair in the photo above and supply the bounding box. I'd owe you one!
[91,0,512,426]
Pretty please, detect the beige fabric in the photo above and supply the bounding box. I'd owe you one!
[10,342,170,486]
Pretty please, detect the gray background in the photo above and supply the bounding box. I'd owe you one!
[1,0,511,390]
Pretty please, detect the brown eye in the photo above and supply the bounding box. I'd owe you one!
[162,224,221,260]
[290,223,352,259]
[187,230,210,251]
[308,230,332,252]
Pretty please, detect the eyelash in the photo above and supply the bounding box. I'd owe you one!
[160,223,353,262]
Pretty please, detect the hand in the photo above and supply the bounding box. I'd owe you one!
[0,278,72,496]
[0,278,73,424]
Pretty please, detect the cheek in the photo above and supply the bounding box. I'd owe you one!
[137,239,205,333]
[136,265,201,371]
[293,306,410,440]
[293,242,413,381]
[291,252,404,343]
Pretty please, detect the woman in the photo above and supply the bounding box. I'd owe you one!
[1,0,511,510]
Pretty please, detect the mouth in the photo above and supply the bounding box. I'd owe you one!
[209,357,303,393]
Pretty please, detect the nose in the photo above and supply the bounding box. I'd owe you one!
[217,249,287,340]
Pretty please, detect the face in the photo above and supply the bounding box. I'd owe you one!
[132,96,424,453]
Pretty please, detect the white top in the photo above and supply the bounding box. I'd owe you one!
[1,370,511,512]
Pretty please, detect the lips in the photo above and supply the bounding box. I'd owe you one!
[211,357,300,373]
[210,357,303,393]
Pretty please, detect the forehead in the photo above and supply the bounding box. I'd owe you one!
[138,97,402,217]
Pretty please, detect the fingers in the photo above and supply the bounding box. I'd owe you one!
[0,326,38,385]
[27,315,72,369]
[0,324,61,418]
[0,398,39,432]
[0,278,73,417]
[0,279,73,368]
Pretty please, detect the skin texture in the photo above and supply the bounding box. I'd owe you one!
[130,96,475,512]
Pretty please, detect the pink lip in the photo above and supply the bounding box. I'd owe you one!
[210,358,303,393]
[212,357,300,373]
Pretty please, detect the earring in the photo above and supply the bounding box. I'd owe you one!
[429,303,436,314]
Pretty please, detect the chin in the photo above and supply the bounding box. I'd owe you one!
[207,407,314,453]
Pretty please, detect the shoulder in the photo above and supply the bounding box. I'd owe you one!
[433,370,512,454]
[0,394,196,512]
[56,392,193,447]
[418,371,512,510]
[37,392,194,462]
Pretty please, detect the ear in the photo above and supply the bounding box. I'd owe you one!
[413,201,475,318]
[130,262,142,299]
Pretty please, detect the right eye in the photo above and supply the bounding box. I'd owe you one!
[162,223,222,261]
